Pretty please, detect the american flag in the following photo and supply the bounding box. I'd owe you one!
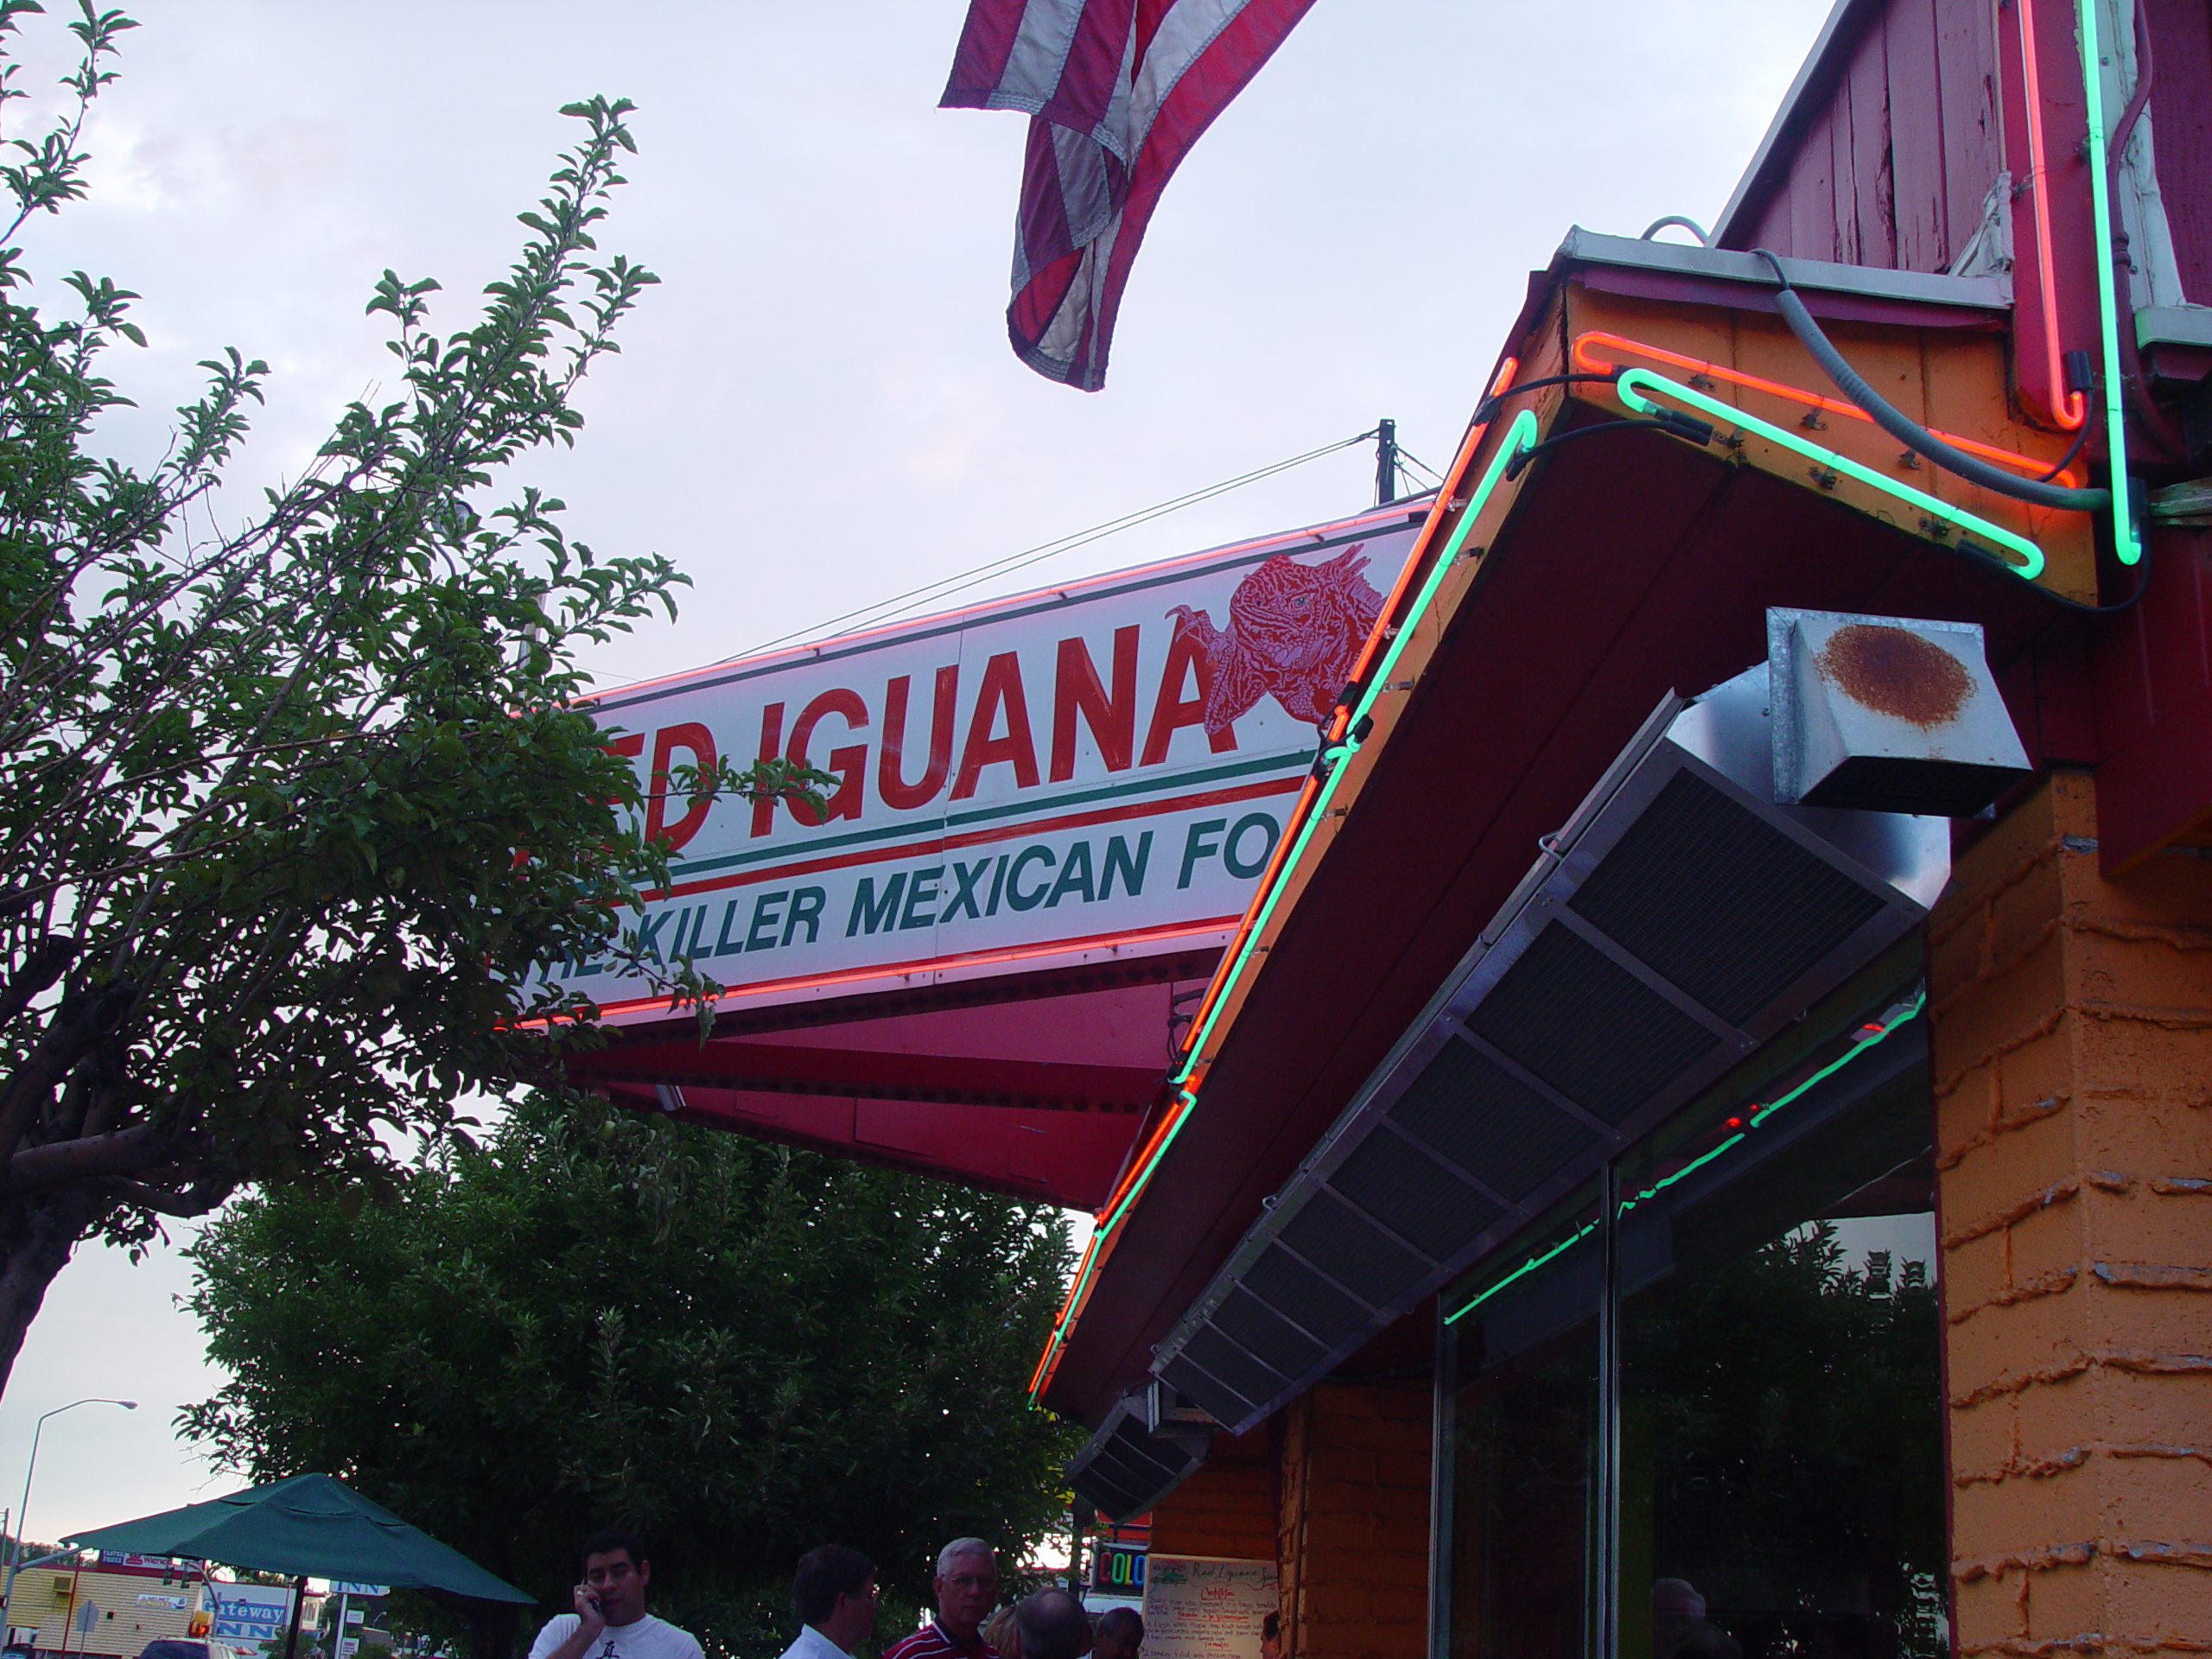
[941,0,1320,391]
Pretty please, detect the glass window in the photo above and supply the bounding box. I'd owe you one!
[1439,986,1944,1659]
[1442,1192,1602,1659]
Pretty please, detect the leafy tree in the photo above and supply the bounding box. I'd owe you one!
[180,1094,1081,1659]
[0,3,818,1384]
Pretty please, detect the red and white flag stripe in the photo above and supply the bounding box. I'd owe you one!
[942,0,1319,391]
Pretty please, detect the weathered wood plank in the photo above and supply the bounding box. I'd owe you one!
[1935,0,2002,265]
[1888,0,1949,270]
[1793,105,1842,261]
[2145,0,2212,301]
[1849,11,1897,266]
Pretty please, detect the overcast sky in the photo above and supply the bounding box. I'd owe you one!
[3,0,1836,1541]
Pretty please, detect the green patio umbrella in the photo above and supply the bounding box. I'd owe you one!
[64,1473,532,1652]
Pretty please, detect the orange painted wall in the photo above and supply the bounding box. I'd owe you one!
[1929,769,2212,1657]
[1147,1427,1277,1562]
[1277,1381,1431,1659]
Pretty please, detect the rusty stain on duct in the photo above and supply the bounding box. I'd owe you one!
[1815,624,1971,728]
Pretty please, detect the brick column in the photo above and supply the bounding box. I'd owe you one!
[1275,1380,1431,1659]
[1928,770,2212,1659]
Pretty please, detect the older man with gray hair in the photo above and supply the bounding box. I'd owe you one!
[884,1539,1003,1659]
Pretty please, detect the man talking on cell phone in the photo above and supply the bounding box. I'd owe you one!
[528,1528,705,1659]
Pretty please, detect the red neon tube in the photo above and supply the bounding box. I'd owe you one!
[2017,0,2088,429]
[1571,332,2085,486]
[1175,358,1525,1064]
[1345,356,1521,688]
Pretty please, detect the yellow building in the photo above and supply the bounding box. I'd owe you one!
[6,1559,207,1659]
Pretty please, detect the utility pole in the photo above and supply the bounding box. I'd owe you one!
[1375,419,1399,506]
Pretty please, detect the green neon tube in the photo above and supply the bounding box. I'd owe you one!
[1614,368,2047,580]
[2077,0,2142,564]
[1442,989,1924,1327]
[1168,410,1543,1089]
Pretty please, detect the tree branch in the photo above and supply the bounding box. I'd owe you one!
[1,1122,168,1196]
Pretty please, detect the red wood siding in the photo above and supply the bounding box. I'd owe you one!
[2145,0,2212,302]
[1723,0,2001,275]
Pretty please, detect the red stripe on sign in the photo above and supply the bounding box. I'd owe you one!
[588,917,1240,1017]
[654,772,1301,901]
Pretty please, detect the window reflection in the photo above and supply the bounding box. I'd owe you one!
[1623,1209,1945,1659]
[1447,1228,1599,1659]
[1441,996,1944,1659]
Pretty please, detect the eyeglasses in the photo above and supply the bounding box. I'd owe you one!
[944,1575,998,1592]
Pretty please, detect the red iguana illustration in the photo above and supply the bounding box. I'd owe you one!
[1166,543,1385,735]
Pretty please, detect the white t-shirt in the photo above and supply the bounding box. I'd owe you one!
[529,1612,704,1659]
[779,1625,855,1659]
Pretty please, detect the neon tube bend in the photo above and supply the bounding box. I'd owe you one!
[1749,251,2109,513]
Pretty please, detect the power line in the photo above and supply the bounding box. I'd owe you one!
[1395,444,1445,484]
[720,429,1379,663]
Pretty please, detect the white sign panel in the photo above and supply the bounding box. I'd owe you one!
[1140,1555,1277,1659]
[554,508,1421,1020]
[211,1584,295,1643]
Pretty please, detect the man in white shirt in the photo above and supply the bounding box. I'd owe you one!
[527,1529,704,1659]
[778,1546,878,1659]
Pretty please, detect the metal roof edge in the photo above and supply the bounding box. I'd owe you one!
[1709,0,1881,249]
[1554,226,2012,312]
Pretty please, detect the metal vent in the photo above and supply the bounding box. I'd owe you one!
[1567,770,1885,1024]
[1149,666,1945,1434]
[1065,1395,1211,1522]
[1243,1246,1370,1347]
[1465,923,1721,1124]
[1389,1038,1598,1200]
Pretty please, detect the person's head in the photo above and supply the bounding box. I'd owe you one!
[1012,1592,1090,1659]
[580,1529,652,1627]
[792,1546,876,1653]
[1093,1607,1142,1659]
[982,1608,1021,1659]
[1259,1612,1281,1659]
[932,1540,999,1642]
[1651,1580,1706,1659]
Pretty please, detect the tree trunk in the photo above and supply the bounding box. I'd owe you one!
[0,1185,111,1395]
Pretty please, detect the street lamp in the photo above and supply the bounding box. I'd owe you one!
[3,1399,138,1625]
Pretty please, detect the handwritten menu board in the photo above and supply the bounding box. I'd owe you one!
[1140,1555,1278,1659]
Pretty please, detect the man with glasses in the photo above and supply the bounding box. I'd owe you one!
[781,1546,879,1659]
[528,1529,703,1659]
[885,1539,1002,1659]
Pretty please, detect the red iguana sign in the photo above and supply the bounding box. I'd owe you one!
[547,502,1423,1024]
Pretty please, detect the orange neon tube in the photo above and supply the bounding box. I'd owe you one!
[1171,776,1319,1058]
[1177,355,1523,1065]
[1345,356,1520,688]
[1093,1096,1194,1223]
[2017,0,2088,429]
[1572,332,2085,486]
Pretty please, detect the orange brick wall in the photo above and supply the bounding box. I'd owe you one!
[1277,1381,1432,1659]
[1928,770,2212,1659]
[1148,1428,1278,1561]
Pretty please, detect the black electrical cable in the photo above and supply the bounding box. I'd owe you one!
[2035,421,2095,482]
[1503,414,1715,481]
[1937,531,2152,616]
[1751,249,2113,512]
[1475,372,1624,426]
